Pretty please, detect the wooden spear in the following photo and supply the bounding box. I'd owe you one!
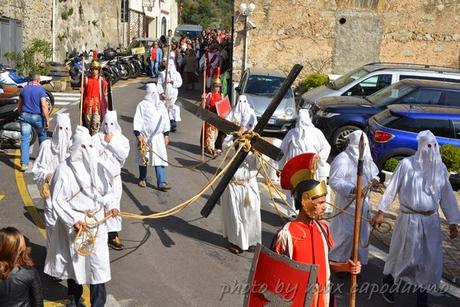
[201,60,207,161]
[79,56,85,126]
[349,132,365,307]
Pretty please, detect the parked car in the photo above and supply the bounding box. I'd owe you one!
[368,104,460,171]
[301,62,460,109]
[235,68,297,134]
[124,38,157,67]
[311,79,460,151]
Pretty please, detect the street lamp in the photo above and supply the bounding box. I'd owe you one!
[239,2,256,72]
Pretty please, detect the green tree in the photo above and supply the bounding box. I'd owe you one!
[181,0,233,30]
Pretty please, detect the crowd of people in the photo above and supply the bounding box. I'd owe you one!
[1,31,459,307]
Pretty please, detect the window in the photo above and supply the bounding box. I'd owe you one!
[329,68,369,90]
[368,82,415,107]
[441,91,460,107]
[453,121,460,139]
[244,75,293,98]
[161,17,167,36]
[400,89,442,105]
[387,118,452,138]
[400,75,460,83]
[344,74,392,97]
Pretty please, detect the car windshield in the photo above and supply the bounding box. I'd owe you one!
[245,75,293,98]
[367,82,415,107]
[328,68,369,90]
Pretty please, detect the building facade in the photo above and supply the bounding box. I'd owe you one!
[233,0,460,82]
[127,0,178,41]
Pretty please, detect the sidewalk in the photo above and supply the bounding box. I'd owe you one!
[368,191,460,286]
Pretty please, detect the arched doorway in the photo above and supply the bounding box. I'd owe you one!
[161,17,167,36]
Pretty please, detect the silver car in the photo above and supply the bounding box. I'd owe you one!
[301,62,460,109]
[236,68,297,134]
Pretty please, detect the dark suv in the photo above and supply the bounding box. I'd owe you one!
[311,79,460,151]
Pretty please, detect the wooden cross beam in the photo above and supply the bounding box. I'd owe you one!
[180,64,303,217]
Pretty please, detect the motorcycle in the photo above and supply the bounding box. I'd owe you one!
[0,65,55,110]
[0,88,54,148]
[0,67,55,148]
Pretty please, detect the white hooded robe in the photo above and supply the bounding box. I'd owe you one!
[328,131,379,265]
[32,113,72,244]
[44,126,116,285]
[221,106,261,250]
[158,62,183,122]
[92,111,130,232]
[133,83,170,167]
[378,130,460,288]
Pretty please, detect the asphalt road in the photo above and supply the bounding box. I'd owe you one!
[0,78,458,306]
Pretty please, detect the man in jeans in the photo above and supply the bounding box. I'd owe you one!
[18,72,50,171]
[150,41,162,78]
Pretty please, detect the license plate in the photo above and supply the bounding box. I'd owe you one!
[268,119,275,124]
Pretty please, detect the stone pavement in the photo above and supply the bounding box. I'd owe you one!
[368,191,460,286]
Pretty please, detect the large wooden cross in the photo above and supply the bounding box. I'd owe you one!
[180,64,303,217]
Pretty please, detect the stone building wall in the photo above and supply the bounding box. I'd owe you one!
[233,0,460,82]
[0,0,52,47]
[55,0,122,61]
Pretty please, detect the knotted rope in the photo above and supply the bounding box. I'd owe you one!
[72,131,264,255]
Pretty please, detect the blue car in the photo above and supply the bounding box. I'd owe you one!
[368,104,460,170]
[310,79,460,152]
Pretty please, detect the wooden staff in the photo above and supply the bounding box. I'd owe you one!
[79,56,85,126]
[349,132,365,307]
[201,60,207,161]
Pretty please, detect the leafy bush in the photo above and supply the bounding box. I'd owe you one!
[440,144,460,174]
[383,158,399,172]
[299,73,329,94]
[3,39,52,75]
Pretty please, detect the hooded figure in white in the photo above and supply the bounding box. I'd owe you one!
[44,126,117,304]
[133,83,170,188]
[373,130,460,291]
[221,105,261,253]
[32,113,72,244]
[93,110,130,245]
[225,95,255,129]
[328,130,379,265]
[279,109,331,212]
[158,61,183,124]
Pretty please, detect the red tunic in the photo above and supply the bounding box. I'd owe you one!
[83,76,108,116]
[272,221,334,307]
[207,92,222,113]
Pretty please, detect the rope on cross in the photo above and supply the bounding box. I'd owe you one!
[179,64,304,217]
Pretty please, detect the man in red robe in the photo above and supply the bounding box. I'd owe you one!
[82,61,108,136]
[272,153,361,307]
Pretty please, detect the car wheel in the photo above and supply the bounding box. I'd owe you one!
[332,125,361,153]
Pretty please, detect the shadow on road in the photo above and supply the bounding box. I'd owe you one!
[24,235,68,301]
[121,182,228,250]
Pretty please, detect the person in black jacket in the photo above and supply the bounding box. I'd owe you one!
[0,227,43,307]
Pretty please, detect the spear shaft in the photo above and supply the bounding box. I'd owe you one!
[349,132,365,307]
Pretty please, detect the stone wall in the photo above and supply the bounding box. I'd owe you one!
[0,0,52,47]
[233,0,460,83]
[55,0,122,61]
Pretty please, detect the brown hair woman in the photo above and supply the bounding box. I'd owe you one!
[0,227,44,306]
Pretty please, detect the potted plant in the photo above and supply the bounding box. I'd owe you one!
[382,157,400,185]
[440,144,460,191]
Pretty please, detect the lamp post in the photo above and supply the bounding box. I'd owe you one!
[240,2,256,72]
